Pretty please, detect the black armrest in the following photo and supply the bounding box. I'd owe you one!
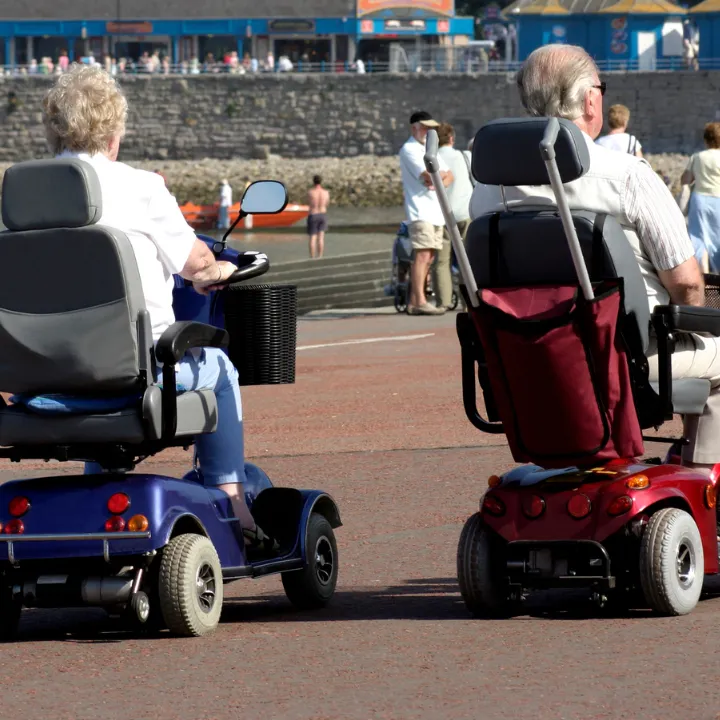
[652,304,720,336]
[156,321,229,364]
[154,321,230,441]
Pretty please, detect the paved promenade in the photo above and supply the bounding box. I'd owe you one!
[0,309,716,720]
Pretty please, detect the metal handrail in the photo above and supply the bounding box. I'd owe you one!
[0,56,715,76]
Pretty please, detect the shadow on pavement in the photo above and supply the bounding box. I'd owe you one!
[223,577,469,623]
[10,575,720,643]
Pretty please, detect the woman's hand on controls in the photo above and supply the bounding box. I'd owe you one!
[193,261,237,295]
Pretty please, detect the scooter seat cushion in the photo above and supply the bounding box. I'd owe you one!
[9,393,142,415]
[10,383,190,415]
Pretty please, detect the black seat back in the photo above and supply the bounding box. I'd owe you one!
[0,158,150,396]
[465,117,661,427]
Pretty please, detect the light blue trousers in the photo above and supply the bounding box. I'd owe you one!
[85,348,247,486]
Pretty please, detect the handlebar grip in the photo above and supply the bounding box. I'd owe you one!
[424,129,440,173]
[226,251,270,285]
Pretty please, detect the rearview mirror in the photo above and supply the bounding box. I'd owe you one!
[241,180,288,215]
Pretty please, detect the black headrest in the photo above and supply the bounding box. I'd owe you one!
[2,158,103,231]
[471,117,591,186]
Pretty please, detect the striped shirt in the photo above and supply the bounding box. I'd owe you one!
[622,159,694,272]
[469,133,694,276]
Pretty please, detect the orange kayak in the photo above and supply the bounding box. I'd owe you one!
[180,201,309,230]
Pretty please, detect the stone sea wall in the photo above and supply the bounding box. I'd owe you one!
[0,72,717,161]
[0,72,701,205]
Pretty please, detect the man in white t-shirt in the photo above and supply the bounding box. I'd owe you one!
[398,111,453,315]
[595,103,642,157]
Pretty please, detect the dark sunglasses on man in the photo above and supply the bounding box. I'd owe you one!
[593,81,606,96]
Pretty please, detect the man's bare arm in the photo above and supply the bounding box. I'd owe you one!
[658,257,705,307]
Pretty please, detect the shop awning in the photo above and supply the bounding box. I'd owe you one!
[597,0,686,12]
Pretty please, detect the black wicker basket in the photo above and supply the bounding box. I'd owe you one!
[706,273,720,309]
[221,284,297,386]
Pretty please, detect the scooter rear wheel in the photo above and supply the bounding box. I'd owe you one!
[457,513,512,618]
[639,508,704,616]
[158,533,224,636]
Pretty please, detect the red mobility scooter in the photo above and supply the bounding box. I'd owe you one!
[424,118,720,616]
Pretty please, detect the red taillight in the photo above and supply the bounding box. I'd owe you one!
[522,494,545,519]
[107,493,130,515]
[4,518,24,534]
[9,496,30,518]
[608,495,633,516]
[567,494,592,519]
[482,494,506,516]
[105,516,126,532]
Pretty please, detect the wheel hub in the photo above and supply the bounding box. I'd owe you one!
[196,562,217,613]
[676,538,696,589]
[314,536,334,586]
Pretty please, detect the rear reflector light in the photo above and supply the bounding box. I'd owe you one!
[105,516,126,532]
[706,483,717,509]
[127,515,149,532]
[8,496,30,517]
[607,495,633,516]
[107,493,130,515]
[488,475,502,488]
[626,475,650,490]
[4,519,24,535]
[567,494,592,519]
[521,494,545,519]
[482,494,505,516]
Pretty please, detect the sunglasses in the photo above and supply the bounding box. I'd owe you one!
[593,81,607,96]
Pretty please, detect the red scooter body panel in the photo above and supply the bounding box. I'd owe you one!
[481,460,719,574]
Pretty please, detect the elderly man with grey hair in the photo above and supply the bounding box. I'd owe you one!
[469,44,719,475]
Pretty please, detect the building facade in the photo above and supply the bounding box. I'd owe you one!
[0,0,473,67]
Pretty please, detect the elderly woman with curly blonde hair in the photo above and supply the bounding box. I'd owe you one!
[42,64,279,554]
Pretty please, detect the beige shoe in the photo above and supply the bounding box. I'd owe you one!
[408,302,445,315]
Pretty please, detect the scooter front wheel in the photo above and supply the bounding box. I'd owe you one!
[282,513,338,609]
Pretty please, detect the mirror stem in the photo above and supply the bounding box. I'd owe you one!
[221,209,248,248]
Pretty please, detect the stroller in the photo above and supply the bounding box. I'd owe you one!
[387,221,460,313]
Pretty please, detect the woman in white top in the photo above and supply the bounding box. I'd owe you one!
[681,122,720,273]
[595,104,642,157]
[42,64,279,554]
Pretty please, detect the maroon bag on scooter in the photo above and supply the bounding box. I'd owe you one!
[471,278,644,467]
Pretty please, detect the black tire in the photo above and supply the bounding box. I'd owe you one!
[449,289,459,311]
[457,513,511,618]
[282,513,338,610]
[394,285,408,313]
[0,584,21,642]
[158,534,224,637]
[639,508,704,616]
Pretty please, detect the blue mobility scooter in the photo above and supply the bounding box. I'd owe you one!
[0,160,341,639]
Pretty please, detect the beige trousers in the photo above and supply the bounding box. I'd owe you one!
[647,332,720,464]
[433,219,469,309]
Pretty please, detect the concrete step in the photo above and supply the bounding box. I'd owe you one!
[261,249,398,314]
[298,288,395,314]
[269,249,391,274]
[266,259,389,284]
[295,277,386,301]
[267,267,390,292]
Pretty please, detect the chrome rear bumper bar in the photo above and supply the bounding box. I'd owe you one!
[0,531,152,564]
